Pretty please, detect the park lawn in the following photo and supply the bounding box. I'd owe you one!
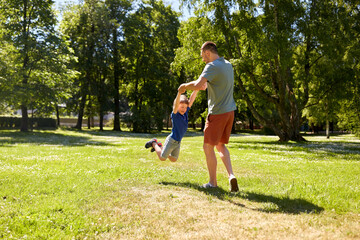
[0,129,359,239]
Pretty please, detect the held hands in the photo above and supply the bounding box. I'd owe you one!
[178,81,207,93]
[178,84,186,94]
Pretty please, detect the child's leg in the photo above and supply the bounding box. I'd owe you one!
[168,142,180,162]
[152,142,166,161]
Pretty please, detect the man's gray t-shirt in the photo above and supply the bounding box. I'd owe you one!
[200,57,237,115]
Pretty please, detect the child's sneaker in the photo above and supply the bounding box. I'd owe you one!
[145,138,157,149]
[151,141,162,152]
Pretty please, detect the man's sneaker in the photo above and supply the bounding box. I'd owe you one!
[151,141,162,152]
[145,138,157,149]
[229,175,239,192]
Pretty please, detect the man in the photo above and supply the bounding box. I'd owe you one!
[178,41,239,192]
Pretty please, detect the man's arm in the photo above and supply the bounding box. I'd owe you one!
[178,76,208,93]
[173,91,182,114]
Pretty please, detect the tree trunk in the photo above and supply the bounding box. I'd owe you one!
[249,118,254,130]
[325,98,330,139]
[99,111,104,131]
[87,97,93,129]
[97,72,106,131]
[76,20,95,130]
[113,27,121,131]
[20,0,29,132]
[275,125,305,142]
[166,110,169,130]
[75,95,86,130]
[201,117,205,131]
[232,113,236,133]
[56,104,60,127]
[133,75,139,132]
[20,105,28,132]
[30,108,34,132]
[326,119,330,139]
[237,73,306,142]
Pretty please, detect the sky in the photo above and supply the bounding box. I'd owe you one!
[54,0,193,21]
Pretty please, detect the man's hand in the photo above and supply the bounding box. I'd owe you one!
[178,84,187,93]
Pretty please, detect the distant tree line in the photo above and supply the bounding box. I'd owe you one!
[0,0,359,141]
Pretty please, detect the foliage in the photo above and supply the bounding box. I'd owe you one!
[60,0,109,130]
[1,0,359,137]
[175,0,360,141]
[0,0,75,131]
[171,17,226,129]
[123,0,181,132]
[60,0,180,132]
[335,2,360,135]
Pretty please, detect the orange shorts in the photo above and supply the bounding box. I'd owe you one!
[204,111,234,145]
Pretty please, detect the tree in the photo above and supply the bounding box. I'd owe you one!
[123,0,180,132]
[0,0,73,131]
[336,2,360,135]
[61,0,102,130]
[178,0,357,141]
[301,1,360,137]
[61,0,132,131]
[0,42,16,112]
[105,0,132,131]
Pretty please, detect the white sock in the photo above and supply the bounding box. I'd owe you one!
[229,174,236,180]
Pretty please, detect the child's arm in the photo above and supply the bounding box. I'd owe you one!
[189,90,198,108]
[173,92,181,114]
[188,82,206,108]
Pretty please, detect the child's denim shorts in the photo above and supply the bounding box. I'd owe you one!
[161,135,181,160]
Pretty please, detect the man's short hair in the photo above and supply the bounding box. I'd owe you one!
[179,95,189,105]
[201,41,218,54]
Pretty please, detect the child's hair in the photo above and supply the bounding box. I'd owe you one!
[180,94,189,105]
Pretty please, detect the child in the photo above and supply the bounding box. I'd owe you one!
[145,89,200,162]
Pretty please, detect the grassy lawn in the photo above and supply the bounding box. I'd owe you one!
[0,129,359,239]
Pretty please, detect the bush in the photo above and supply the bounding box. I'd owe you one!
[0,117,57,129]
[0,117,21,128]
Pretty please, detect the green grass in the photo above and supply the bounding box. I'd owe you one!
[0,129,359,239]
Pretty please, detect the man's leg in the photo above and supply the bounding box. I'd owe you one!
[216,142,238,192]
[216,143,234,177]
[203,142,217,186]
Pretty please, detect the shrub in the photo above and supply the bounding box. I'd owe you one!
[0,117,57,129]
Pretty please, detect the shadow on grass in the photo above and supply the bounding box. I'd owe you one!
[74,128,205,138]
[159,181,324,215]
[0,128,201,147]
[61,127,171,139]
[0,130,110,146]
[229,137,360,159]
